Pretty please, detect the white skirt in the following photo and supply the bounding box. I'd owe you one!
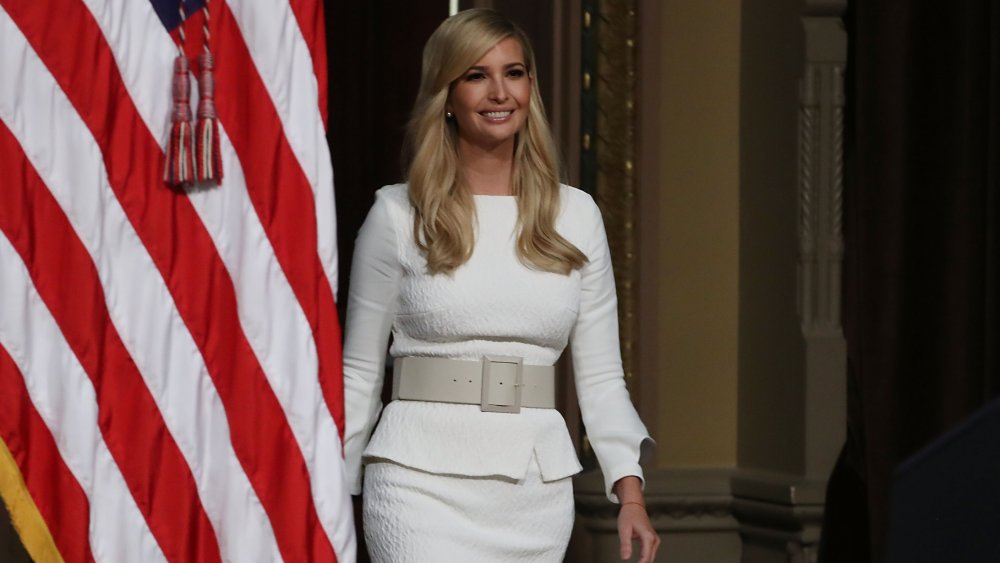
[362,457,575,562]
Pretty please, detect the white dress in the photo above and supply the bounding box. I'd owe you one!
[343,184,652,561]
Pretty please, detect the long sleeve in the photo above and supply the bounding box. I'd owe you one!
[342,190,403,494]
[569,196,654,502]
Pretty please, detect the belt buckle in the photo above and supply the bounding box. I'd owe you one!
[480,355,523,414]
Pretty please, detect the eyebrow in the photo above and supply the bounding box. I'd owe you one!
[466,62,527,72]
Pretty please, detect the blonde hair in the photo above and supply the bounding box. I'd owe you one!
[404,8,587,275]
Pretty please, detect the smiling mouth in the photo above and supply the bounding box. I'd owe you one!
[480,110,513,121]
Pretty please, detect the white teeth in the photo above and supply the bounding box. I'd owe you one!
[482,111,512,119]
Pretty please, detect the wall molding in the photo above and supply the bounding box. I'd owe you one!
[572,468,828,562]
[732,471,826,563]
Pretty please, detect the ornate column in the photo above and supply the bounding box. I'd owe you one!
[797,3,848,481]
[732,3,847,562]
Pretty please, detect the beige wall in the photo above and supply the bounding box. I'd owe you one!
[651,0,810,475]
[655,0,742,469]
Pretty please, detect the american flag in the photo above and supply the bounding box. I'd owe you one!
[0,0,354,561]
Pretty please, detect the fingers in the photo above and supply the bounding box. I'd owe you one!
[637,528,661,563]
[619,520,633,560]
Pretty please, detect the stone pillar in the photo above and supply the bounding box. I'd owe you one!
[732,2,847,561]
[797,7,848,481]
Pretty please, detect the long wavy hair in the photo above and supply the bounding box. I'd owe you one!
[404,9,587,275]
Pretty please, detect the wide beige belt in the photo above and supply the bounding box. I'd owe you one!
[391,356,556,413]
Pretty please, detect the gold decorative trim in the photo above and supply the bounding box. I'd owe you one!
[594,0,638,397]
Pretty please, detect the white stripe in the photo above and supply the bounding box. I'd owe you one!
[189,126,357,560]
[0,233,166,563]
[81,0,354,558]
[224,0,339,299]
[0,9,283,563]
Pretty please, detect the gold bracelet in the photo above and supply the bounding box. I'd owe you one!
[620,501,646,510]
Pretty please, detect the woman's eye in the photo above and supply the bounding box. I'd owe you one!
[507,68,526,78]
[465,72,486,81]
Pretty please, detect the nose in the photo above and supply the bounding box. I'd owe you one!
[488,77,509,102]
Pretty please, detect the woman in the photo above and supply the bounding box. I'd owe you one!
[343,9,659,562]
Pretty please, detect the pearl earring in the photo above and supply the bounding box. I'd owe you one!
[446,111,454,119]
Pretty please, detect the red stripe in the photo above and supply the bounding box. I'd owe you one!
[1,2,337,562]
[0,120,222,563]
[213,0,345,438]
[0,344,95,563]
[287,0,328,128]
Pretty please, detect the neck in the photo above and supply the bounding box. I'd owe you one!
[457,137,515,196]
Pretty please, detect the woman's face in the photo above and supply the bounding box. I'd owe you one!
[447,37,532,152]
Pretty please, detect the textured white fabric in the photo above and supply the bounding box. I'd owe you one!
[362,458,574,562]
[343,183,653,502]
